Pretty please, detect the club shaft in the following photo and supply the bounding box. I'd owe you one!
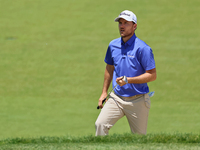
[97,84,118,109]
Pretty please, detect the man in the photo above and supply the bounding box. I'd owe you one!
[95,10,157,136]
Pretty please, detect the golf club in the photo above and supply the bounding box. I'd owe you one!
[97,76,126,109]
[97,76,155,109]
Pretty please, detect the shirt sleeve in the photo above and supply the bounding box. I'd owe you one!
[104,45,114,65]
[139,46,156,71]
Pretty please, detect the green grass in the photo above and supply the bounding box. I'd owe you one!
[0,144,200,150]
[0,0,200,149]
[1,133,200,144]
[0,133,199,150]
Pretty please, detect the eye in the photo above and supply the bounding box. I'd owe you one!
[124,21,128,24]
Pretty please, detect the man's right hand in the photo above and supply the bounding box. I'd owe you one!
[98,93,107,109]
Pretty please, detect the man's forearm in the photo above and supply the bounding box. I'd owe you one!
[102,64,114,93]
[127,68,157,84]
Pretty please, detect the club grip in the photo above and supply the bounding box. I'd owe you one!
[97,98,107,109]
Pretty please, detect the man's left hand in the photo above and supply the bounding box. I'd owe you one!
[116,76,127,86]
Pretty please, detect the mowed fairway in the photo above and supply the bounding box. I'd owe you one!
[0,0,200,144]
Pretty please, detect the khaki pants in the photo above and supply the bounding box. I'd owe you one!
[95,92,150,136]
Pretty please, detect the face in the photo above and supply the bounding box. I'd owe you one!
[118,18,137,42]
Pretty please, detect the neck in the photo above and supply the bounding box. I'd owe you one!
[122,33,134,43]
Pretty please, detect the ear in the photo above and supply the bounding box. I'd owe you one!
[133,23,137,31]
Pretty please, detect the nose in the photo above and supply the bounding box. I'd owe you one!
[119,23,124,28]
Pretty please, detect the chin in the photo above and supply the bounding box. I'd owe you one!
[120,34,125,37]
[121,35,126,38]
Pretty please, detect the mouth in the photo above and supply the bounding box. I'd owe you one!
[120,29,125,33]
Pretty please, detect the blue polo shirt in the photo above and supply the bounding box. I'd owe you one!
[104,34,156,97]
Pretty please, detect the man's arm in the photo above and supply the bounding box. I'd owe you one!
[116,68,157,86]
[98,64,114,109]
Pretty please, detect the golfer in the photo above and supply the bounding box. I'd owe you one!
[95,10,157,136]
